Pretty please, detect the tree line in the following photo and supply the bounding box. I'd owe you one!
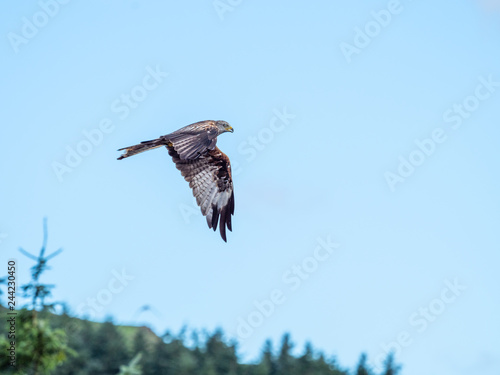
[0,219,401,374]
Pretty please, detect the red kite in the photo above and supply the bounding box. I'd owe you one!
[118,120,235,242]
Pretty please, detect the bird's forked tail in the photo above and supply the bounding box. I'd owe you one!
[117,138,165,160]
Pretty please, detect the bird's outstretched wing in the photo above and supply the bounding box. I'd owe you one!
[162,121,219,160]
[167,145,234,241]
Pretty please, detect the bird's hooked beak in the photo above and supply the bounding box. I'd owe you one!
[228,127,234,133]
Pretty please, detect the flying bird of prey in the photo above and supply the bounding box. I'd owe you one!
[117,120,235,242]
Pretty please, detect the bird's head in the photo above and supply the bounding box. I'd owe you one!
[216,120,234,134]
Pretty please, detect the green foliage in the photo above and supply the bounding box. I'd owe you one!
[253,340,277,375]
[0,309,74,375]
[1,305,402,375]
[276,333,295,374]
[356,353,372,375]
[0,219,73,375]
[92,318,131,374]
[118,353,143,375]
[0,220,404,374]
[381,353,401,375]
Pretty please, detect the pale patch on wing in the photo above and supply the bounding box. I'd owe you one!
[167,146,234,241]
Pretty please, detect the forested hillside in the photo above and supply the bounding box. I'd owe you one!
[0,224,400,375]
[0,305,399,375]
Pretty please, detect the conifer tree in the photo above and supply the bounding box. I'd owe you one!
[381,353,401,375]
[0,219,72,375]
[277,333,294,375]
[204,329,239,375]
[355,353,372,375]
[91,318,130,374]
[254,339,277,375]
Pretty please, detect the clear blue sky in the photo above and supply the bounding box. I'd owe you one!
[1,1,500,374]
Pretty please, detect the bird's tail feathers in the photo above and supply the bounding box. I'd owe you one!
[117,139,164,160]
